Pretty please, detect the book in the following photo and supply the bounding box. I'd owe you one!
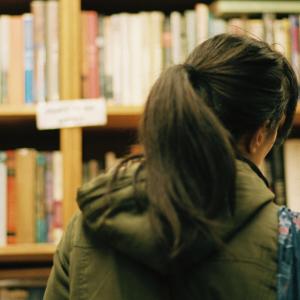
[162,16,172,70]
[170,11,183,64]
[6,150,16,244]
[98,15,105,98]
[196,3,209,44]
[103,16,113,100]
[32,0,47,103]
[52,151,63,244]
[0,16,10,104]
[263,13,275,45]
[8,16,24,105]
[46,0,59,101]
[0,152,7,246]
[149,12,164,86]
[284,139,300,211]
[270,146,286,206]
[35,152,47,243]
[185,10,197,54]
[15,149,36,244]
[246,19,264,40]
[23,14,34,104]
[45,152,54,243]
[81,11,100,99]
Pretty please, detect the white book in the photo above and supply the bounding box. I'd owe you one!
[246,19,264,40]
[273,19,289,58]
[46,1,59,101]
[103,17,113,100]
[0,16,10,104]
[170,11,182,64]
[32,1,47,103]
[227,18,246,35]
[149,12,164,88]
[111,15,122,104]
[284,139,300,211]
[129,14,143,105]
[209,18,227,38]
[0,152,7,246]
[52,151,63,244]
[196,3,209,44]
[185,10,197,54]
[263,13,275,45]
[139,12,152,103]
[23,14,34,104]
[119,13,131,105]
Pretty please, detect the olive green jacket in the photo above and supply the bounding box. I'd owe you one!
[44,160,278,300]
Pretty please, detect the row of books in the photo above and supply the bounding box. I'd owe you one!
[83,145,142,183]
[2,2,299,106]
[84,8,300,105]
[0,0,59,105]
[0,287,44,300]
[263,139,300,211]
[0,149,63,246]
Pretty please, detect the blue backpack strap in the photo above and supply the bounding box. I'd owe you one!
[278,206,300,300]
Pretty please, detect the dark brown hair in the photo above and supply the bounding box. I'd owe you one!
[115,34,298,257]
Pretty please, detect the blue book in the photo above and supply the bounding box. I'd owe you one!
[24,14,34,104]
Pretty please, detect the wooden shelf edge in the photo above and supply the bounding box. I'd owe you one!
[0,244,56,263]
[0,105,36,117]
[212,1,300,17]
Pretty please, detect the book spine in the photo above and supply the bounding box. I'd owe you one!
[0,152,7,246]
[185,10,197,55]
[170,11,182,65]
[150,12,163,85]
[0,16,10,104]
[45,152,54,243]
[46,1,60,101]
[196,3,209,44]
[6,150,16,244]
[98,15,105,98]
[82,11,100,99]
[103,17,114,100]
[263,13,275,45]
[23,14,34,104]
[16,149,36,244]
[162,17,172,70]
[36,152,47,243]
[271,146,286,206]
[284,139,300,211]
[8,16,24,105]
[290,15,300,79]
[52,151,63,244]
[32,1,47,103]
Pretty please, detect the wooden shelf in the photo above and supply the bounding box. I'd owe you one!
[106,105,142,129]
[1,103,300,129]
[212,1,300,17]
[0,104,143,129]
[0,244,56,263]
[0,105,35,117]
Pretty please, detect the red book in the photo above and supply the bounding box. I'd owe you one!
[6,150,16,244]
[82,11,100,98]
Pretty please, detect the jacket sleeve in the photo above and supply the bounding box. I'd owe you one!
[43,214,77,300]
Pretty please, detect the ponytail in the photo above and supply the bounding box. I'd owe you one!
[140,64,236,257]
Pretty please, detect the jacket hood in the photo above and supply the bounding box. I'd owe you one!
[77,159,275,274]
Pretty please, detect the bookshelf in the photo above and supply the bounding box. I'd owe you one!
[0,244,55,263]
[0,0,299,295]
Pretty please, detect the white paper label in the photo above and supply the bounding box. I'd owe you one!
[36,99,107,130]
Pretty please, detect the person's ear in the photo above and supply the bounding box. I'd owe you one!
[249,126,266,155]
